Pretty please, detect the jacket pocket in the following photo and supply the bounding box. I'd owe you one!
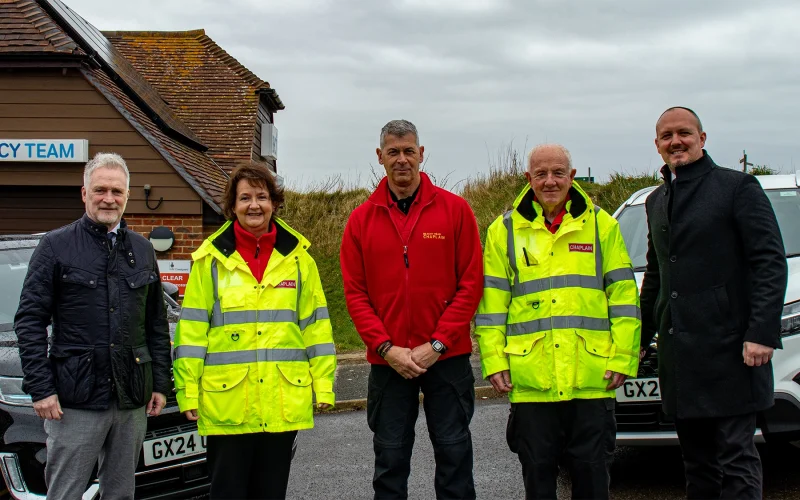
[125,269,159,289]
[713,285,738,332]
[574,331,613,390]
[277,363,313,423]
[503,332,552,391]
[200,365,249,425]
[125,269,159,312]
[127,345,153,407]
[49,344,96,405]
[59,267,99,288]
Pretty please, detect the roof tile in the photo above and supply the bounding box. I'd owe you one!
[0,0,82,55]
[104,30,281,173]
[82,67,228,209]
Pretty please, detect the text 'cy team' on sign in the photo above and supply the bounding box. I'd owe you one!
[0,139,89,162]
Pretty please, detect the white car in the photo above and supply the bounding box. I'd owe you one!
[612,172,800,447]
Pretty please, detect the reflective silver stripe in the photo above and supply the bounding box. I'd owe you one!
[594,206,604,289]
[210,259,222,327]
[484,275,511,292]
[507,315,610,336]
[179,307,209,323]
[295,261,303,325]
[204,348,308,366]
[475,313,507,327]
[503,211,519,287]
[609,305,641,320]
[604,268,635,288]
[306,343,336,358]
[173,345,208,359]
[299,307,330,331]
[211,309,298,327]
[512,274,602,297]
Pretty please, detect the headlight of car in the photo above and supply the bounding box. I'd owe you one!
[0,376,33,406]
[780,300,800,337]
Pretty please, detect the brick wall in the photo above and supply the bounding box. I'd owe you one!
[203,223,224,239]
[125,214,204,260]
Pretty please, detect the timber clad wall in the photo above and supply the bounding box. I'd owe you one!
[0,69,203,216]
[0,185,84,234]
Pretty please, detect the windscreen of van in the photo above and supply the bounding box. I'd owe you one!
[0,247,35,331]
[616,188,800,271]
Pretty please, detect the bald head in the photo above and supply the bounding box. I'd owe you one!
[527,144,572,173]
[655,107,707,170]
[657,107,703,133]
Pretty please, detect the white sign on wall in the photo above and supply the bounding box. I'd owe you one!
[260,123,278,160]
[0,139,89,162]
[158,260,192,296]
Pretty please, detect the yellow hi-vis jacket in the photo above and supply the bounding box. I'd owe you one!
[173,219,336,435]
[476,182,641,403]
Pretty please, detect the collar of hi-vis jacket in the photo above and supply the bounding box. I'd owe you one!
[191,217,310,275]
[512,182,592,232]
[367,171,437,208]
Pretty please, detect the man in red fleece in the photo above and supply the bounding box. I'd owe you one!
[341,120,483,499]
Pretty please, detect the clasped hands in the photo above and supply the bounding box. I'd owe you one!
[384,343,440,380]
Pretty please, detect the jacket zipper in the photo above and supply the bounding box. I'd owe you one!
[382,197,435,348]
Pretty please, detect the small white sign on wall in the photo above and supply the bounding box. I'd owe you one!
[158,260,192,296]
[261,123,278,160]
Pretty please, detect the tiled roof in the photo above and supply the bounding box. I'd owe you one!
[82,67,228,210]
[0,2,230,211]
[0,0,83,55]
[104,30,284,173]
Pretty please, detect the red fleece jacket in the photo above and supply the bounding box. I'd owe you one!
[234,220,276,282]
[340,173,484,365]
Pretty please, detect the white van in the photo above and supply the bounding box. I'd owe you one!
[612,172,800,447]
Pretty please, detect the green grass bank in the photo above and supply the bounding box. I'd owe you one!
[282,158,662,352]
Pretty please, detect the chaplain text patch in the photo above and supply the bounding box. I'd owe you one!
[569,243,594,253]
[275,280,297,288]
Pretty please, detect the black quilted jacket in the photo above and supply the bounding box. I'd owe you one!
[14,215,173,410]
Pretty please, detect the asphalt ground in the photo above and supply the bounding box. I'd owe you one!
[289,398,800,499]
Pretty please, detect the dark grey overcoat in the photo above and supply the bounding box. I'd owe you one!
[640,151,788,419]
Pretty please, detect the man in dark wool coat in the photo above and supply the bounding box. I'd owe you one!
[640,106,788,500]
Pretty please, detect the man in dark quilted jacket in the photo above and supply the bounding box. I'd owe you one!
[15,152,172,499]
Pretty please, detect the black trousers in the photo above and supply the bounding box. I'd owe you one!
[206,431,298,500]
[675,413,762,499]
[507,398,616,500]
[367,354,476,499]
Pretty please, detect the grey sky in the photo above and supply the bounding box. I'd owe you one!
[69,0,800,190]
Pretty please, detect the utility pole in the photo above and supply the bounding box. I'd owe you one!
[739,150,753,173]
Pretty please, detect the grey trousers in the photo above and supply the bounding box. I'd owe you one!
[44,405,147,500]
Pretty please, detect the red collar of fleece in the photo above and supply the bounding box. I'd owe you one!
[233,219,276,282]
[367,171,437,208]
[534,193,570,234]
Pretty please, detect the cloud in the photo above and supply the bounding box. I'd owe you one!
[65,0,800,187]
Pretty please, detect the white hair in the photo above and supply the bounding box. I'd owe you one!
[526,144,573,171]
[83,152,130,189]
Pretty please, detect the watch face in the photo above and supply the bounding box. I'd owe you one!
[432,340,444,352]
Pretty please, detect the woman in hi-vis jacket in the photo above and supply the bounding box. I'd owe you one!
[173,161,336,499]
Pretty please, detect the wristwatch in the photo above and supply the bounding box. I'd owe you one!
[430,339,447,354]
